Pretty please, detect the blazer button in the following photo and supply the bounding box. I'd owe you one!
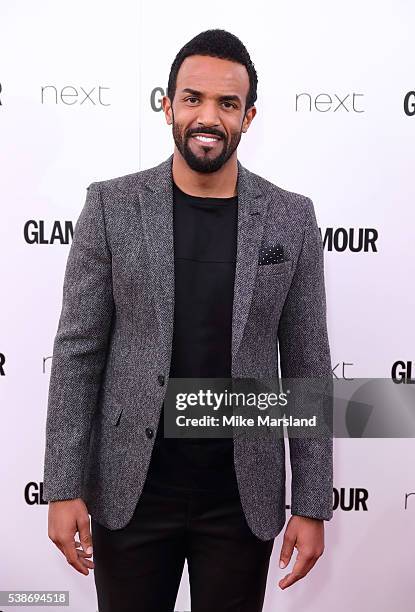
[157,374,165,386]
[145,427,154,439]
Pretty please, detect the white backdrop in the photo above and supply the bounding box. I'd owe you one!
[1,1,414,610]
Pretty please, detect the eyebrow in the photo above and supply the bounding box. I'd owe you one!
[181,88,242,104]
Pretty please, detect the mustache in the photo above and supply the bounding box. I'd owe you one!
[186,127,226,140]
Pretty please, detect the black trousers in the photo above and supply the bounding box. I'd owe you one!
[91,479,275,612]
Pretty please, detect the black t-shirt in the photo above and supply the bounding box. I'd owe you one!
[144,180,239,494]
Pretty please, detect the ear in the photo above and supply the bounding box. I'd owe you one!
[162,96,173,125]
[241,105,257,133]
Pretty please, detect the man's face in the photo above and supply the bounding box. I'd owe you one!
[163,55,256,173]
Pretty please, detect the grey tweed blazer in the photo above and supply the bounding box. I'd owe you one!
[42,154,333,540]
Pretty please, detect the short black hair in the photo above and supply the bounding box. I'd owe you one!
[167,29,258,111]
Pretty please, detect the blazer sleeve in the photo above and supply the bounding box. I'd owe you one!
[42,182,114,502]
[277,197,333,521]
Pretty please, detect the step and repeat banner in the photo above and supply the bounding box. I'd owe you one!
[1,1,414,610]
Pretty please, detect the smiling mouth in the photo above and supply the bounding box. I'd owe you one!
[191,134,223,144]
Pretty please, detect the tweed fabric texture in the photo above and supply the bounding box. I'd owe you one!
[42,154,333,540]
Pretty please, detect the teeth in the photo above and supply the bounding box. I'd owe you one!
[194,135,218,142]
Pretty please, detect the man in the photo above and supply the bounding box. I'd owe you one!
[43,29,333,612]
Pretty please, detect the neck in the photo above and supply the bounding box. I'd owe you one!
[171,146,238,198]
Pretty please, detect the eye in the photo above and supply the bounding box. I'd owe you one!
[185,96,199,104]
[221,101,237,109]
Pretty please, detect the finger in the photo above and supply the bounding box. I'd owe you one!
[55,542,92,557]
[74,542,95,568]
[74,541,93,558]
[76,548,94,559]
[77,516,93,556]
[279,550,315,589]
[78,555,95,570]
[61,537,89,576]
[279,530,296,569]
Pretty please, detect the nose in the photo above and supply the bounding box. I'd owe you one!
[195,100,221,128]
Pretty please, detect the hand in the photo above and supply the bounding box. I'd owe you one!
[48,498,95,576]
[278,515,325,590]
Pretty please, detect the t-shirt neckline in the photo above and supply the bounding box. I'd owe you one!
[173,181,237,203]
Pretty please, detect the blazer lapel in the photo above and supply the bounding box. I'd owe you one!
[232,161,270,360]
[137,156,175,351]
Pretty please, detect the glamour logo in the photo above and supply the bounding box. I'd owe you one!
[150,86,165,112]
[295,92,365,113]
[333,487,368,511]
[320,227,378,252]
[391,361,415,384]
[40,85,111,105]
[403,91,415,116]
[25,482,48,505]
[404,492,415,509]
[23,220,73,244]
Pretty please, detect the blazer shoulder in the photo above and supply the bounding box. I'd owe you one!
[244,167,313,224]
[86,165,158,197]
[248,168,311,206]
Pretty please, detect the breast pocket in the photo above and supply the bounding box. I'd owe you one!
[251,260,293,319]
[256,260,292,276]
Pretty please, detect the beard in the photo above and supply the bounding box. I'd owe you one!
[172,113,243,173]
